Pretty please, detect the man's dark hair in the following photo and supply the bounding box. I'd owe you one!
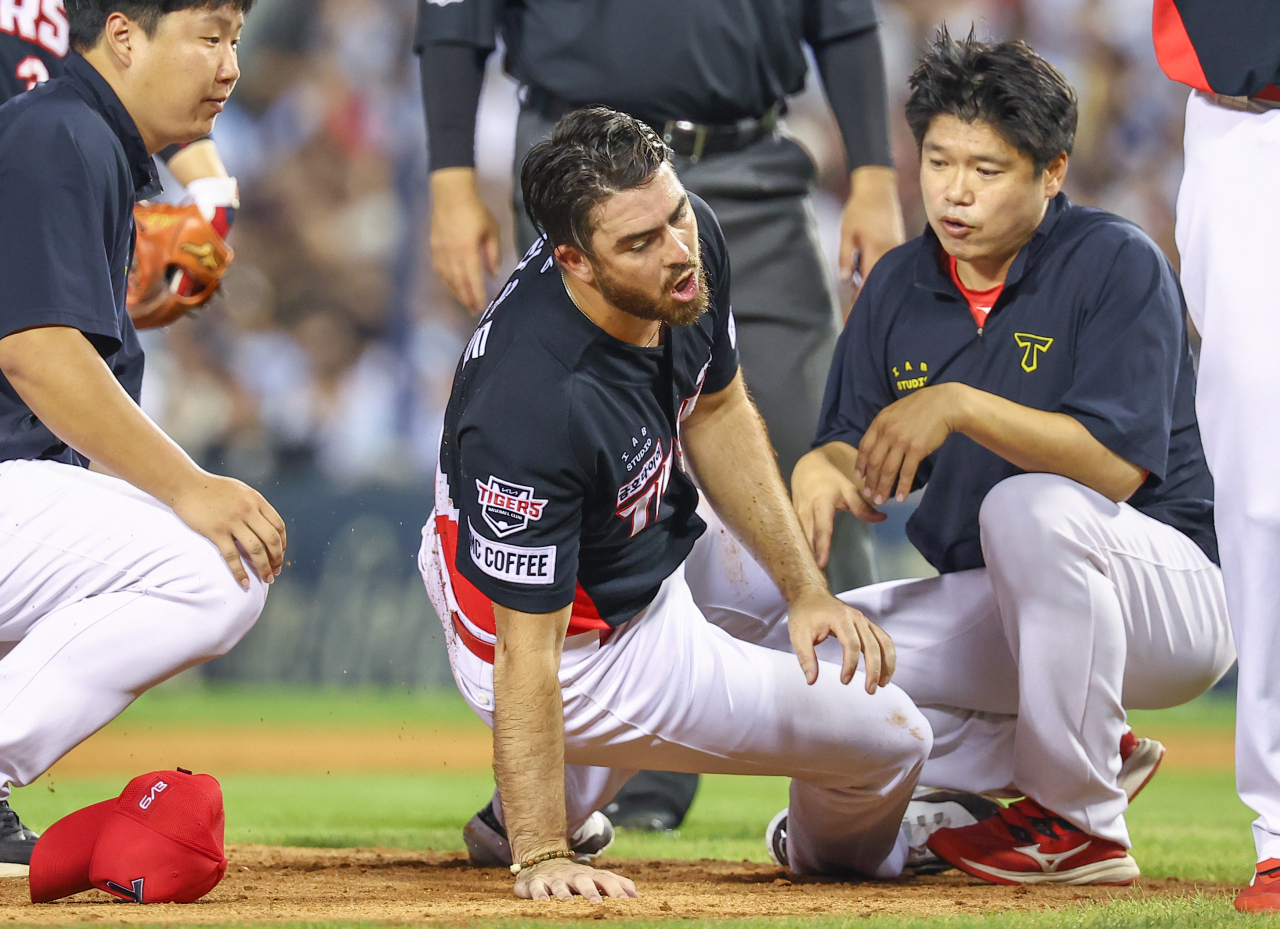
[905,28,1077,174]
[521,107,671,257]
[67,0,254,53]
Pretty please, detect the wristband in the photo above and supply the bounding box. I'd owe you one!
[510,849,576,874]
[185,176,240,237]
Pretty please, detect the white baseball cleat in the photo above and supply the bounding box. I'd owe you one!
[764,789,1000,874]
[904,789,1002,874]
[462,802,614,867]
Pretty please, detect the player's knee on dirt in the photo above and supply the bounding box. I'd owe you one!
[978,473,1099,574]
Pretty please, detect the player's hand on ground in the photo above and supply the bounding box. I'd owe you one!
[170,472,287,589]
[514,859,639,902]
[430,167,501,315]
[856,383,969,507]
[787,589,895,693]
[791,448,886,567]
[839,165,905,297]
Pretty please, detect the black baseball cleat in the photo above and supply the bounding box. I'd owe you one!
[602,770,698,833]
[0,800,39,877]
[764,789,1001,875]
[462,802,614,868]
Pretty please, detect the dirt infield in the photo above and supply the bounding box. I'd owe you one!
[47,726,494,777]
[0,845,1240,923]
[45,727,1234,777]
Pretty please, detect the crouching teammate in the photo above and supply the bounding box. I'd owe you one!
[0,0,282,874]
[418,108,951,902]
[787,33,1234,884]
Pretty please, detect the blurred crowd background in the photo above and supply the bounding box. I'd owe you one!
[141,0,1192,684]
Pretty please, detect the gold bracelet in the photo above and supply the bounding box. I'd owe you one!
[510,849,576,875]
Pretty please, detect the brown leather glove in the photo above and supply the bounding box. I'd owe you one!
[127,202,234,329]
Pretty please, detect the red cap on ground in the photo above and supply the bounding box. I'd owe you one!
[30,770,227,904]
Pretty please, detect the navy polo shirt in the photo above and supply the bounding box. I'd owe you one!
[816,193,1218,573]
[0,53,157,466]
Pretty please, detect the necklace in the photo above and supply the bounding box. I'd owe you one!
[562,272,662,348]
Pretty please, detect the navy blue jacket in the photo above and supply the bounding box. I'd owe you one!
[0,53,158,465]
[816,194,1217,573]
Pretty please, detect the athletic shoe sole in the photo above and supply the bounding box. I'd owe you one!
[1119,737,1165,802]
[765,808,788,868]
[955,853,1140,886]
[0,863,28,879]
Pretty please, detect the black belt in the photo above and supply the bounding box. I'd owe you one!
[523,86,781,164]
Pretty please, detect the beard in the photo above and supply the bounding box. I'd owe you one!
[593,255,711,328]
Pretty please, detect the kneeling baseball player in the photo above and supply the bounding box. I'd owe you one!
[0,0,282,875]
[418,108,978,901]
[783,33,1234,884]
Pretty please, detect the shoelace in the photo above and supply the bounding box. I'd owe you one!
[0,803,27,841]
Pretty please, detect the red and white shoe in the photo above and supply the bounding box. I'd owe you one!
[1119,728,1165,801]
[926,797,1140,885]
[1235,859,1280,912]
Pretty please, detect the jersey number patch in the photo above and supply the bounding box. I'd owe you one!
[14,55,48,90]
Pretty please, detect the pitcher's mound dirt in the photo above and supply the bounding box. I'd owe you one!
[0,845,1240,924]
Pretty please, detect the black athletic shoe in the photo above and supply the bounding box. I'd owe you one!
[462,802,614,867]
[0,801,39,877]
[601,770,699,832]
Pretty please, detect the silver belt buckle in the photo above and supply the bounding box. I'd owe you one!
[663,120,709,164]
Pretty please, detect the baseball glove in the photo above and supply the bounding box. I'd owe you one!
[127,202,235,329]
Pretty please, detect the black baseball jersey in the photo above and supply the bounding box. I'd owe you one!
[1154,0,1280,96]
[0,53,157,465]
[434,194,739,645]
[816,193,1217,574]
[0,2,67,103]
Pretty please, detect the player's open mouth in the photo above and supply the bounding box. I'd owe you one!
[941,217,973,237]
[670,271,698,302]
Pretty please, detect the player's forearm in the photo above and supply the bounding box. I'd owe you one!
[165,139,227,186]
[0,326,203,503]
[684,374,828,604]
[952,384,1145,502]
[492,603,573,865]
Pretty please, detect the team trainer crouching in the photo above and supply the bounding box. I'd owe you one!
[418,108,944,902]
[0,0,283,878]
[789,32,1234,884]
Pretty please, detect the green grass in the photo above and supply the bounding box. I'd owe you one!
[7,688,1261,927]
[26,898,1280,929]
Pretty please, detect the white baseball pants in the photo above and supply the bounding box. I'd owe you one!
[1177,91,1280,862]
[691,474,1233,848]
[0,459,267,797]
[418,519,932,878]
